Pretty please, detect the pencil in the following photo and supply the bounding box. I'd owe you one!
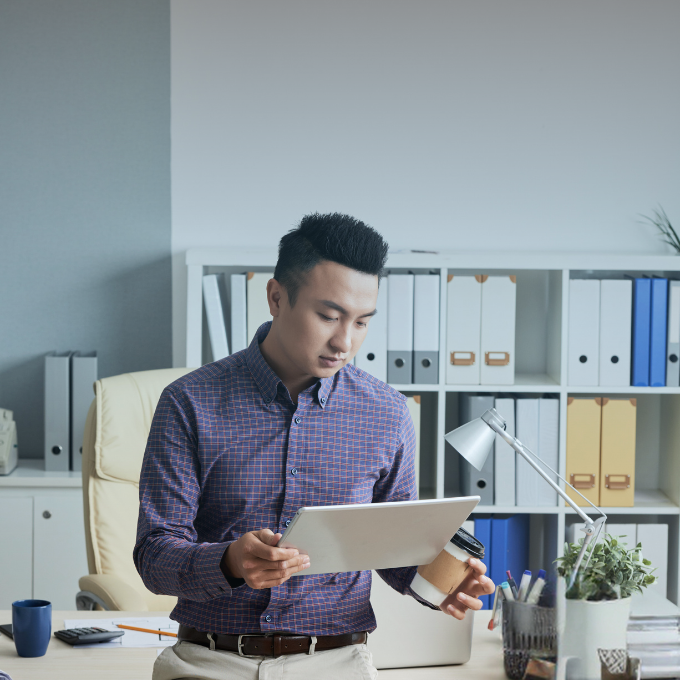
[116,624,178,638]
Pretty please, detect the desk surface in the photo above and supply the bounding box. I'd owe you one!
[0,610,504,680]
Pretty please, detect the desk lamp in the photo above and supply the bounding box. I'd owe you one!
[445,408,607,590]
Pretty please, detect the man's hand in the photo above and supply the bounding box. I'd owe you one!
[222,529,311,589]
[439,558,495,619]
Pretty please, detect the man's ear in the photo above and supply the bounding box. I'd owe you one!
[266,278,286,317]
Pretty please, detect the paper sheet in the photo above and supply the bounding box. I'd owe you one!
[62,616,179,649]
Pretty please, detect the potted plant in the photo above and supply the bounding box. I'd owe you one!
[555,534,656,680]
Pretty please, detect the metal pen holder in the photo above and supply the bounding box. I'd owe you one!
[502,600,557,680]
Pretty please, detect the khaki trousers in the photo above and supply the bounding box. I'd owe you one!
[153,639,379,680]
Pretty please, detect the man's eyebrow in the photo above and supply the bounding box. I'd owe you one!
[320,300,378,318]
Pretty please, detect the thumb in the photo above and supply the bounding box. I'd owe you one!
[256,529,282,546]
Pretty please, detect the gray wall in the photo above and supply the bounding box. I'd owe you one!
[0,1,172,457]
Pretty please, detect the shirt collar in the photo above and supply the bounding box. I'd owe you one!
[245,321,332,408]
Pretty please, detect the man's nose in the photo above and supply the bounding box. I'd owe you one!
[330,323,352,354]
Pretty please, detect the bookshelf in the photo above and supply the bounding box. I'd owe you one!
[185,248,680,603]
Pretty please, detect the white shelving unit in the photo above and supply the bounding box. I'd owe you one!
[186,248,680,602]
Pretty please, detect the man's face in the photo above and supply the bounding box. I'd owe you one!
[267,260,379,380]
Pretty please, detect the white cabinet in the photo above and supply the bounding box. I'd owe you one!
[0,497,33,609]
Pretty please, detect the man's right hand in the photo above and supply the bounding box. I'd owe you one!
[222,529,311,589]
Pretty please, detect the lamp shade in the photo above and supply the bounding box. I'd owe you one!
[444,418,496,472]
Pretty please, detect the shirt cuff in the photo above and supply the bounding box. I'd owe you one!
[193,541,240,599]
[407,570,442,611]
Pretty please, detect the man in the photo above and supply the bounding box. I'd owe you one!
[135,213,494,680]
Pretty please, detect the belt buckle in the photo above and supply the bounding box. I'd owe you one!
[237,634,260,657]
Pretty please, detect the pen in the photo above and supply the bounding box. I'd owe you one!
[505,570,519,600]
[488,584,503,630]
[517,570,532,602]
[500,581,515,602]
[116,624,178,638]
[526,569,547,605]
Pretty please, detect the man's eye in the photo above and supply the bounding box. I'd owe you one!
[320,314,336,322]
[357,321,367,328]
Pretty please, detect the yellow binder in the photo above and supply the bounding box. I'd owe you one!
[600,398,636,507]
[565,398,602,507]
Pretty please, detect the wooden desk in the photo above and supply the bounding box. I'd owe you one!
[0,610,505,679]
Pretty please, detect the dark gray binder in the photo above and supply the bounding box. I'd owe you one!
[459,395,495,504]
[45,352,72,472]
[71,351,97,472]
[413,351,438,384]
[387,351,413,384]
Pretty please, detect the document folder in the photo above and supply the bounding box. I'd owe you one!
[355,281,387,382]
[45,352,72,472]
[568,279,600,386]
[70,351,97,472]
[494,397,516,506]
[387,274,414,384]
[480,276,516,385]
[650,278,668,387]
[631,278,651,387]
[565,398,602,507]
[667,280,680,387]
[515,398,540,506]
[537,398,559,507]
[459,395,494,505]
[599,398,636,507]
[246,272,273,343]
[446,275,482,385]
[202,274,230,361]
[230,273,248,354]
[413,274,440,384]
[406,395,421,490]
[599,279,632,386]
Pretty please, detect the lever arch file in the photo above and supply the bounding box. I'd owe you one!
[667,280,680,387]
[70,351,97,472]
[565,398,602,507]
[413,274,440,384]
[599,279,632,386]
[230,273,248,354]
[356,281,388,382]
[631,277,651,387]
[480,276,516,385]
[446,275,482,385]
[387,274,414,384]
[650,278,669,387]
[246,272,273,343]
[568,279,600,386]
[45,352,72,472]
[459,395,494,505]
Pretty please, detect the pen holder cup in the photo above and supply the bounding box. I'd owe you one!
[502,601,557,680]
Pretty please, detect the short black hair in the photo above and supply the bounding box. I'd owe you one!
[274,213,389,305]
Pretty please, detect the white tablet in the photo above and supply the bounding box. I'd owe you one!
[278,496,480,576]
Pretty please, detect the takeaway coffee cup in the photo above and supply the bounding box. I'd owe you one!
[411,527,485,605]
[12,599,52,657]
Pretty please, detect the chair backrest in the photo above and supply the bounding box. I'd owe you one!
[81,368,193,610]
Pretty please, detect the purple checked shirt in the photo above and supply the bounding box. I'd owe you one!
[134,322,429,635]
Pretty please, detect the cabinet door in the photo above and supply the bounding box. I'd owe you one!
[33,494,88,609]
[0,497,33,609]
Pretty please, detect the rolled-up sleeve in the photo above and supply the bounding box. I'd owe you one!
[133,387,235,601]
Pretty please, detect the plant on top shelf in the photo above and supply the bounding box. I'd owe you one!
[640,206,680,254]
[556,534,656,601]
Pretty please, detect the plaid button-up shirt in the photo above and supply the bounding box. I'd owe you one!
[134,322,423,635]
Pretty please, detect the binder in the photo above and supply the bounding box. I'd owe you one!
[599,398,636,507]
[387,274,414,384]
[473,517,492,609]
[537,398,559,507]
[202,274,230,361]
[631,277,651,386]
[406,395,421,491]
[650,278,669,387]
[565,398,602,507]
[636,523,668,597]
[515,398,540,506]
[246,272,273,343]
[230,273,248,353]
[494,397,516,506]
[666,280,680,387]
[568,279,600,386]
[413,274,440,384]
[480,276,516,385]
[459,395,495,505]
[70,351,97,472]
[490,515,530,601]
[45,352,72,472]
[599,279,632,386]
[355,281,387,382]
[446,275,482,385]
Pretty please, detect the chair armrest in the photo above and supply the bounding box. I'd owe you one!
[78,574,150,611]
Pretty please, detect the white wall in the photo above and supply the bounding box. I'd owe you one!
[171,0,680,366]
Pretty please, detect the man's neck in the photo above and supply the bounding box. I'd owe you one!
[259,332,316,405]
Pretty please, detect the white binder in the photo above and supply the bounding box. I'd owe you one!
[202,274,230,361]
[70,351,97,472]
[537,397,559,506]
[45,352,72,472]
[667,281,680,387]
[446,276,482,385]
[515,398,539,506]
[480,276,516,385]
[230,273,248,354]
[247,272,273,343]
[355,282,387,382]
[568,279,601,386]
[406,395,421,490]
[387,274,414,384]
[636,523,668,597]
[413,274,440,384]
[494,397,516,506]
[599,279,632,386]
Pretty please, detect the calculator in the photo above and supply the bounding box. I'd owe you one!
[54,626,125,645]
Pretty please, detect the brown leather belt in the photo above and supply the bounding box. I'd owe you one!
[178,624,367,658]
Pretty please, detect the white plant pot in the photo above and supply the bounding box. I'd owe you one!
[560,597,631,680]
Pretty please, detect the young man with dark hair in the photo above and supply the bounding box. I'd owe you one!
[135,213,494,680]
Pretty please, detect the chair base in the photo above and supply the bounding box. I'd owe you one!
[76,590,111,611]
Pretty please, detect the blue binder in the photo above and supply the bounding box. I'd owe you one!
[631,278,651,387]
[490,515,530,601]
[650,278,669,387]
[474,518,492,609]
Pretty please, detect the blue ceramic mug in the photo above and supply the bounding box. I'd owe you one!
[12,599,52,657]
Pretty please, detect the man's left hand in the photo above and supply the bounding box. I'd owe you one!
[439,558,495,619]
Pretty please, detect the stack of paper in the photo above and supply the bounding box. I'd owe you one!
[63,616,179,649]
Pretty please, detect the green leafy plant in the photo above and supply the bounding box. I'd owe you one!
[640,206,680,253]
[555,534,655,601]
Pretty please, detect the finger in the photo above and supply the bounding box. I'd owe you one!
[254,561,312,588]
[457,592,483,611]
[243,553,309,573]
[467,558,487,575]
[249,539,300,563]
[443,603,467,620]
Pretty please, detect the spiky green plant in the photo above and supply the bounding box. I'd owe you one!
[640,206,680,253]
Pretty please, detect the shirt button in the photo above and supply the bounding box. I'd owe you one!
[320,397,326,404]
[294,416,301,424]
[291,467,298,476]
[285,519,291,527]
[265,615,272,622]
